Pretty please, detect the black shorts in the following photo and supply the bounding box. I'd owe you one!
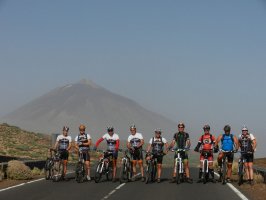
[153,154,164,164]
[223,152,234,163]
[80,151,90,162]
[130,148,143,161]
[174,151,188,160]
[59,150,69,161]
[242,153,254,163]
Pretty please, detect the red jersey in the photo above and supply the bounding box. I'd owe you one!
[198,134,216,151]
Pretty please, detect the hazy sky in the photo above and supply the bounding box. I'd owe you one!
[0,1,266,155]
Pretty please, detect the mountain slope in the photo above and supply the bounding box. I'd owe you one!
[2,79,177,140]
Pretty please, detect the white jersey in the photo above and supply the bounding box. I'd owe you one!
[75,133,91,151]
[128,133,143,148]
[56,135,72,150]
[149,137,167,153]
[102,133,119,151]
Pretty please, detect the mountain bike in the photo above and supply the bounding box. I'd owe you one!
[75,151,87,183]
[200,150,213,184]
[172,148,189,184]
[145,152,157,184]
[44,148,55,180]
[94,150,114,183]
[51,150,64,182]
[219,150,235,185]
[238,151,252,186]
[119,149,132,183]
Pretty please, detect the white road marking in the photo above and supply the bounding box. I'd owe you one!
[0,171,75,193]
[101,172,142,200]
[214,172,249,200]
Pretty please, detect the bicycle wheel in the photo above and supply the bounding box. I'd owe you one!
[76,162,85,183]
[94,162,103,183]
[152,162,157,182]
[44,158,52,180]
[119,161,128,183]
[52,161,61,182]
[145,162,152,184]
[203,160,208,184]
[222,160,227,185]
[238,161,244,186]
[176,162,181,184]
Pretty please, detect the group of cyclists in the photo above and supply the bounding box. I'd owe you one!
[53,122,257,185]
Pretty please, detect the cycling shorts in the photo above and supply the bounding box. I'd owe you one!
[200,151,213,161]
[80,150,90,162]
[59,150,69,161]
[221,152,234,163]
[242,153,254,163]
[130,148,143,161]
[153,154,164,164]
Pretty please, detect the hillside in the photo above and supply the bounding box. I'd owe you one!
[2,79,177,140]
[0,123,51,160]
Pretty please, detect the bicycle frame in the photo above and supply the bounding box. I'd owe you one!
[200,150,213,183]
[238,151,252,185]
[219,150,234,185]
[172,148,188,184]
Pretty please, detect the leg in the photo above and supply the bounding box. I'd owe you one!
[244,162,250,180]
[85,161,90,177]
[113,159,117,179]
[138,160,145,181]
[132,160,137,176]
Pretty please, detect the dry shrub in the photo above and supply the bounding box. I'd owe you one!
[254,173,264,183]
[7,160,33,180]
[0,170,4,181]
[31,167,42,176]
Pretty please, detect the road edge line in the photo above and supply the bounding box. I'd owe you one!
[214,172,249,200]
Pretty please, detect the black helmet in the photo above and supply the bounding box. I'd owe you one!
[224,125,231,132]
[107,126,114,132]
[203,125,210,131]
[63,126,69,132]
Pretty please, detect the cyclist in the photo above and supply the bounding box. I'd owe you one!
[194,125,216,183]
[75,124,92,181]
[146,128,168,183]
[238,126,257,185]
[214,125,239,183]
[127,125,145,182]
[169,122,193,183]
[94,126,120,182]
[54,126,72,179]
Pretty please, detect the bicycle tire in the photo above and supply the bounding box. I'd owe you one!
[52,161,61,182]
[238,161,244,186]
[176,162,181,184]
[145,162,152,184]
[106,162,113,181]
[76,162,85,183]
[44,158,53,180]
[203,160,208,184]
[94,162,103,183]
[119,161,128,183]
[152,161,157,182]
[222,159,227,185]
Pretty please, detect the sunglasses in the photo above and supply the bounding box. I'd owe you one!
[178,126,184,128]
[79,129,85,131]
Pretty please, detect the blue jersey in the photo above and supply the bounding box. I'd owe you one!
[221,134,234,151]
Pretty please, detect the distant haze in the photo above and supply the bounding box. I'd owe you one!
[2,80,177,141]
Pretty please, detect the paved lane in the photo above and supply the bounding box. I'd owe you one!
[0,168,246,200]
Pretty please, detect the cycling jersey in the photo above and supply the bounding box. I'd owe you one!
[221,134,235,151]
[102,133,120,151]
[75,133,91,151]
[198,134,216,151]
[238,133,255,153]
[149,137,167,154]
[56,135,72,150]
[128,133,143,148]
[173,132,190,149]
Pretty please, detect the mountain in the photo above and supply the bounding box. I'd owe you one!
[1,79,177,140]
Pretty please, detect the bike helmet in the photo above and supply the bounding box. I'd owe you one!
[63,126,69,132]
[107,126,114,132]
[130,124,136,130]
[242,126,248,131]
[178,122,185,128]
[224,125,231,132]
[154,128,162,134]
[203,125,210,131]
[79,124,86,130]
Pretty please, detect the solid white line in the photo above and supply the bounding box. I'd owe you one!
[214,172,249,200]
[101,183,126,200]
[115,183,125,190]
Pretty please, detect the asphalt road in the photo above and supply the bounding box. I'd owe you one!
[0,167,245,200]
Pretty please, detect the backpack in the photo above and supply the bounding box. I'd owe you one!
[200,134,214,144]
[221,134,234,143]
[152,136,162,145]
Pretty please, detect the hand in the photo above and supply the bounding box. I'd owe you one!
[78,142,83,146]
[194,147,199,152]
[213,146,219,153]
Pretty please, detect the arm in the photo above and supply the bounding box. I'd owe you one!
[186,139,191,149]
[95,138,104,148]
[164,142,169,153]
[252,138,257,152]
[215,135,222,147]
[127,141,131,149]
[233,136,239,150]
[138,139,144,148]
[146,143,152,153]
[169,139,175,149]
[115,139,120,151]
